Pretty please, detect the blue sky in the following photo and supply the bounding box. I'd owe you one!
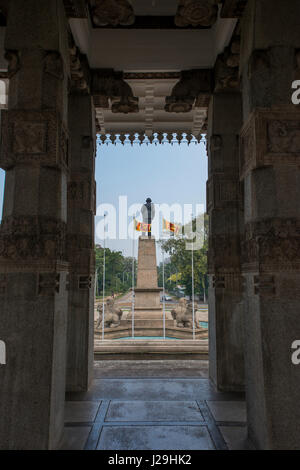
[0,141,208,259]
[96,140,207,258]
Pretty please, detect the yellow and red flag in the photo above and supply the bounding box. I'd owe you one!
[134,218,151,232]
[162,218,180,235]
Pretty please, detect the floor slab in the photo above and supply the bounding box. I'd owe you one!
[65,401,101,423]
[67,378,244,402]
[206,401,247,423]
[97,425,215,450]
[105,400,204,422]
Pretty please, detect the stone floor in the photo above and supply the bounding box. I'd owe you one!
[61,360,249,450]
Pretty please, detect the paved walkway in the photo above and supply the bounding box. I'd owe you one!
[60,361,248,450]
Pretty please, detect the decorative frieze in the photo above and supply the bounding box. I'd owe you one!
[240,108,300,179]
[242,218,300,272]
[0,110,69,170]
[175,0,218,28]
[90,0,135,27]
[0,216,67,262]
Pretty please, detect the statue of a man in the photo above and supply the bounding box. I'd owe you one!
[141,197,155,237]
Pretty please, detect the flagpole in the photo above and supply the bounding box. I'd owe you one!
[191,222,195,341]
[132,216,135,339]
[102,214,106,341]
[162,245,166,340]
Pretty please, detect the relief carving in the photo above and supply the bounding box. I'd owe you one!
[90,0,135,27]
[0,216,67,261]
[214,53,239,92]
[92,69,139,113]
[242,218,300,270]
[165,69,212,113]
[0,110,68,170]
[175,0,218,27]
[240,110,300,180]
[13,121,47,155]
[267,120,300,154]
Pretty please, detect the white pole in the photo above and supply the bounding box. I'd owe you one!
[132,216,135,339]
[162,246,166,340]
[192,232,195,341]
[102,214,106,341]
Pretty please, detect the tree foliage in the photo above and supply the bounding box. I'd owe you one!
[159,215,209,299]
[95,245,137,296]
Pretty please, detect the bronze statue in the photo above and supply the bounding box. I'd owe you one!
[141,197,155,237]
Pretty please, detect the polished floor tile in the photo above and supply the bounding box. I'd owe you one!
[97,425,215,450]
[105,400,204,422]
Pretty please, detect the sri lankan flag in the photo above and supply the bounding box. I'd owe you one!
[134,218,151,232]
[162,218,180,235]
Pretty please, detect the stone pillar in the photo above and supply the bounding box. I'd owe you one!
[66,93,96,392]
[207,92,245,392]
[0,0,69,450]
[240,0,300,449]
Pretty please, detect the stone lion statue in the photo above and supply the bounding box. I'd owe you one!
[171,298,200,329]
[96,297,123,329]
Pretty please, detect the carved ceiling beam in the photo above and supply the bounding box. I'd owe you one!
[92,69,139,114]
[68,34,90,93]
[220,0,248,18]
[63,0,88,18]
[165,69,213,113]
[89,0,135,27]
[175,0,219,28]
[213,29,241,92]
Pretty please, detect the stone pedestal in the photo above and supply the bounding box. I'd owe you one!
[0,0,69,450]
[240,0,300,449]
[128,236,166,327]
[207,92,245,392]
[66,94,96,392]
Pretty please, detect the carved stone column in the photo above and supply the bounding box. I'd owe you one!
[0,0,69,450]
[207,92,244,392]
[66,93,96,392]
[240,0,300,449]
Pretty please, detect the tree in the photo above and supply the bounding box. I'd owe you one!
[160,214,209,300]
[95,245,137,296]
